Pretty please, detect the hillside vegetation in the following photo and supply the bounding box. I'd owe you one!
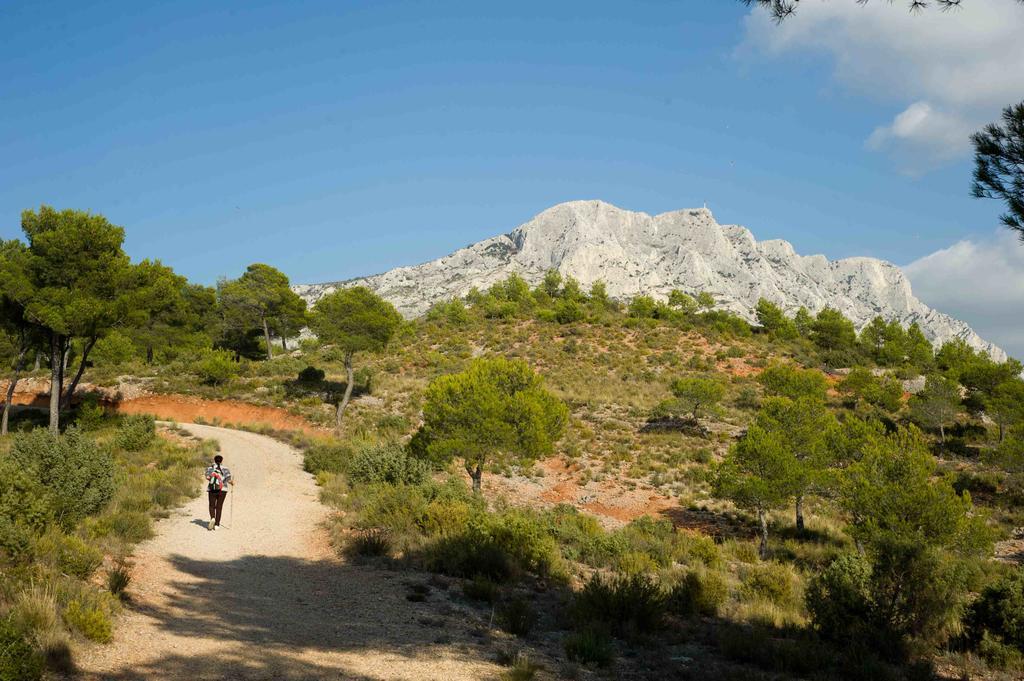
[4,208,1024,680]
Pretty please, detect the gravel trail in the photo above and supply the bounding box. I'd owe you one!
[75,423,501,681]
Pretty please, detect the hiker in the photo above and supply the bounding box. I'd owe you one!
[205,454,233,530]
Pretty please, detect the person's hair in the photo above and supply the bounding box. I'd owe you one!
[214,455,223,464]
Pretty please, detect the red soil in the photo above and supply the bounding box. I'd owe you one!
[109,395,324,434]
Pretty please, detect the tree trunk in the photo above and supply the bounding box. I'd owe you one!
[939,423,945,444]
[281,336,289,352]
[146,345,154,364]
[468,462,483,494]
[795,495,805,533]
[33,352,41,371]
[758,508,769,560]
[261,317,274,360]
[1,346,28,436]
[62,337,96,410]
[335,352,355,432]
[999,421,1005,443]
[48,333,61,434]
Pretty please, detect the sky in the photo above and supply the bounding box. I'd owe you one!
[1,0,1022,356]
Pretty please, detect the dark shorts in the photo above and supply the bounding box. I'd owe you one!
[208,490,228,525]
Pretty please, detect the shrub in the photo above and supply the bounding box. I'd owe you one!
[462,575,500,603]
[91,331,135,366]
[49,533,104,579]
[347,529,391,558]
[499,597,537,637]
[107,560,132,596]
[670,569,729,617]
[805,553,873,642]
[196,349,238,385]
[63,600,112,643]
[93,510,153,543]
[303,442,351,475]
[75,394,106,431]
[564,626,614,667]
[966,569,1024,652]
[426,534,514,582]
[0,616,43,681]
[348,443,429,486]
[297,366,325,383]
[115,414,156,452]
[10,428,114,530]
[0,458,52,559]
[499,652,541,681]
[555,299,585,324]
[572,573,667,636]
[740,562,802,609]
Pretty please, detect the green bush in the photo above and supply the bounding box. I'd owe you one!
[303,442,352,475]
[670,569,728,617]
[75,394,106,431]
[93,510,153,543]
[572,573,667,636]
[50,533,104,579]
[805,553,873,643]
[499,597,537,637]
[740,562,801,609]
[0,457,52,559]
[348,443,429,486]
[347,529,391,558]
[115,414,156,452]
[10,428,114,530]
[0,617,43,681]
[966,569,1024,652]
[196,349,238,385]
[462,575,500,603]
[564,625,614,667]
[63,600,112,643]
[426,533,514,582]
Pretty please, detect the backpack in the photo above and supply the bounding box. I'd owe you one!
[208,465,225,493]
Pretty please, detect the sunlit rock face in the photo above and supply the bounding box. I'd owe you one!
[295,200,1005,361]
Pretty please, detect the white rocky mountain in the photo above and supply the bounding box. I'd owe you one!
[295,200,1006,361]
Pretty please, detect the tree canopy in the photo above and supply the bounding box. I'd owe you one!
[972,101,1024,239]
[419,357,569,494]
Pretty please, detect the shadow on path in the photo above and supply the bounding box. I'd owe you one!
[87,553,498,680]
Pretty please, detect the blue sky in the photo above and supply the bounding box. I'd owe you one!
[1,0,1022,353]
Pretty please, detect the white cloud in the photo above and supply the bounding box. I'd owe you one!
[904,231,1024,360]
[740,0,1024,170]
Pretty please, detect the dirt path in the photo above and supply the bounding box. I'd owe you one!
[75,424,503,681]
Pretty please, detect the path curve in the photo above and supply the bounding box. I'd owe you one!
[76,423,502,681]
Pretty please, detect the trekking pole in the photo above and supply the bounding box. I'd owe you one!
[230,486,235,529]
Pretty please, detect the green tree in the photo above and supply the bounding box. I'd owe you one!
[696,291,715,310]
[755,298,797,339]
[988,379,1024,443]
[757,363,828,401]
[272,290,308,352]
[419,357,568,493]
[716,423,796,558]
[219,263,304,361]
[561,276,585,303]
[0,240,43,436]
[588,280,611,310]
[664,375,726,431]
[972,100,1024,239]
[793,306,813,338]
[837,367,903,413]
[668,289,698,315]
[15,207,133,433]
[811,307,857,362]
[841,426,990,553]
[542,269,563,297]
[756,395,839,532]
[908,374,961,443]
[904,323,934,371]
[309,286,402,430]
[628,295,657,319]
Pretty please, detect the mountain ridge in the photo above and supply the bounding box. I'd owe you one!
[295,200,1007,361]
